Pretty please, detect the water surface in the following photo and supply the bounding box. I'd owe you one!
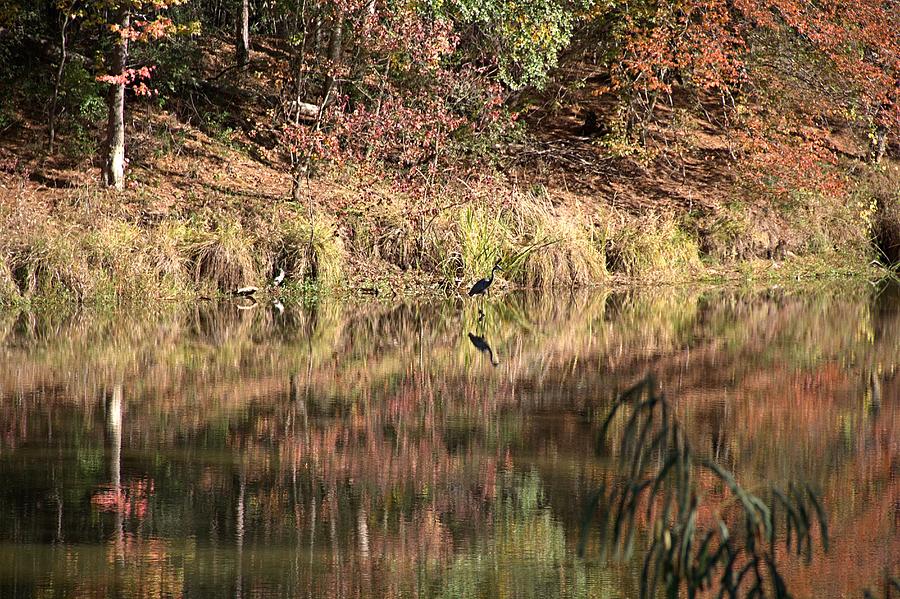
[0,284,897,598]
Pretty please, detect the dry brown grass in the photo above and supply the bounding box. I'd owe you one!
[606,213,702,280]
[183,219,260,291]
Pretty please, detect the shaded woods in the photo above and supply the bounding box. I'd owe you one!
[0,283,897,597]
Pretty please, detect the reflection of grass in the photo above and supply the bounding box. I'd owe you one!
[436,470,572,599]
[0,284,893,382]
[0,283,897,430]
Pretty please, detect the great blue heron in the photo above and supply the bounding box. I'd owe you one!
[468,260,503,297]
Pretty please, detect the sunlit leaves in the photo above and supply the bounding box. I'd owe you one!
[606,0,899,136]
[431,0,585,89]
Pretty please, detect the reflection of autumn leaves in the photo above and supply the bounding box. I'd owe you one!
[105,535,185,599]
[0,289,897,598]
[779,407,892,595]
[91,478,155,519]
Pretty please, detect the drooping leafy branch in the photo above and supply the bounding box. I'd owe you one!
[864,577,900,599]
[581,376,829,599]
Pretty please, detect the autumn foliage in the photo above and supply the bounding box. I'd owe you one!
[0,0,896,206]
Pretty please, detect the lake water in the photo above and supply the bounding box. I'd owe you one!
[0,283,897,598]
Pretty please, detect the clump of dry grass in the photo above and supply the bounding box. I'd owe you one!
[276,209,346,288]
[874,201,900,266]
[861,164,900,265]
[606,213,702,280]
[0,216,194,303]
[3,221,98,301]
[346,197,436,272]
[0,257,20,303]
[147,222,192,297]
[183,219,260,291]
[698,206,774,262]
[456,205,509,282]
[82,220,161,298]
[504,196,607,287]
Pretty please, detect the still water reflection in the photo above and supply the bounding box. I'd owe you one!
[0,284,897,598]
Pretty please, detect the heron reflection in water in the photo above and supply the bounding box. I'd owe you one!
[468,332,499,367]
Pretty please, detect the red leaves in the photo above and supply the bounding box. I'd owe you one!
[278,2,507,177]
[734,114,847,200]
[279,120,343,165]
[614,0,898,194]
[97,66,156,96]
[91,478,155,520]
[753,0,900,126]
[98,2,181,95]
[617,0,746,95]
[617,0,898,131]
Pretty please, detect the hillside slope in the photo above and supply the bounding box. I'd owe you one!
[0,36,896,305]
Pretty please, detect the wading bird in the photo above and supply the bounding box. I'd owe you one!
[271,268,286,288]
[468,260,503,297]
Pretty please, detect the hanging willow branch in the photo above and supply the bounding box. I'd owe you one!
[580,376,829,599]
[863,577,900,599]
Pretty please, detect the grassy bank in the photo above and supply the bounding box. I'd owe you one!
[1,22,898,307]
[1,87,896,307]
[0,165,891,308]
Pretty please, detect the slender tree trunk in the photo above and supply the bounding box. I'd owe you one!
[102,8,129,190]
[314,13,323,58]
[48,11,70,154]
[323,11,342,105]
[236,0,250,66]
[873,124,887,163]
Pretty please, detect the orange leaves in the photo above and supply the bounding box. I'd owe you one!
[91,478,155,519]
[616,0,746,95]
[95,0,187,97]
[96,66,156,96]
[739,0,900,131]
[615,0,898,132]
[108,15,175,41]
[733,116,848,200]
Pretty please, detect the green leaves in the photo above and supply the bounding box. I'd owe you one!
[429,0,586,89]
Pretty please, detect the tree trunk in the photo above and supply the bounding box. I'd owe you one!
[291,169,304,202]
[48,11,69,154]
[873,124,887,163]
[236,0,250,66]
[323,11,342,105]
[314,13,323,58]
[101,8,129,190]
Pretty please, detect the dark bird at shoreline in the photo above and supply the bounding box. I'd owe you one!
[468,260,503,297]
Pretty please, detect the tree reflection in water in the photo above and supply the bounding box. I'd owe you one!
[0,282,896,598]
